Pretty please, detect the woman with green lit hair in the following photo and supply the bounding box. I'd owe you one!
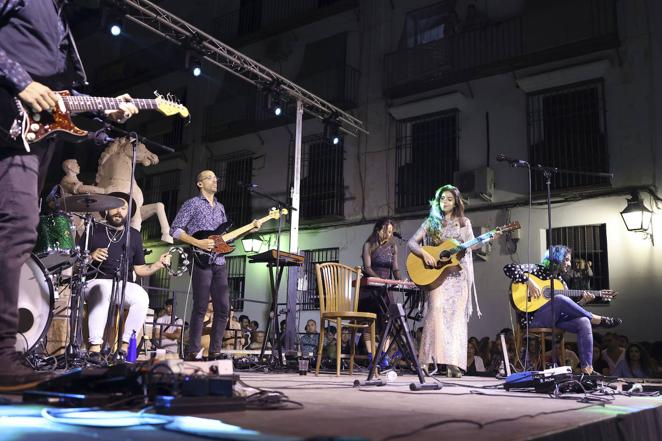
[407,185,481,377]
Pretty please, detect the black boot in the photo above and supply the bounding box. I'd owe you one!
[0,352,53,391]
[596,316,622,328]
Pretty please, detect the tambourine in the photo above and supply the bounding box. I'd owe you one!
[163,246,190,277]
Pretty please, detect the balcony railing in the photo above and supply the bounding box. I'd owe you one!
[212,0,357,43]
[384,0,617,98]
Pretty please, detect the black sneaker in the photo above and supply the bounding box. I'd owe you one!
[597,316,622,328]
[0,352,53,391]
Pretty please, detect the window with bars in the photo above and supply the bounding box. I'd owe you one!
[226,255,247,312]
[139,170,181,241]
[146,269,171,310]
[395,110,459,211]
[547,224,610,302]
[527,80,610,192]
[209,154,253,228]
[299,248,339,311]
[288,135,344,219]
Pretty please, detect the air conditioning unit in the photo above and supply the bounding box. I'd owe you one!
[453,167,494,202]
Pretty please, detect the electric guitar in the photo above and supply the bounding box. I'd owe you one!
[406,221,521,288]
[191,208,288,267]
[0,88,189,150]
[510,274,616,312]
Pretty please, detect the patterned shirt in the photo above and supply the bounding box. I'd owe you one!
[170,195,228,265]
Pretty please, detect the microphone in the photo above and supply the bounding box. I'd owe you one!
[496,153,529,168]
[87,128,114,145]
[238,181,258,189]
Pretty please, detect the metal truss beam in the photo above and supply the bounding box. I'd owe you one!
[111,0,368,137]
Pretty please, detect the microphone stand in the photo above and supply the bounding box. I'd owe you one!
[244,185,296,368]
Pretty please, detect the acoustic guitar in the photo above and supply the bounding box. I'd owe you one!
[510,273,615,312]
[191,208,288,267]
[406,221,521,288]
[0,88,189,150]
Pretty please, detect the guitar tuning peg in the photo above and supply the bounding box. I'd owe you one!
[154,90,161,98]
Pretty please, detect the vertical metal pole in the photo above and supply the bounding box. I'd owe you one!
[285,100,303,352]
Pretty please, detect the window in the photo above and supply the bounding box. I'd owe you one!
[289,135,344,219]
[299,248,339,311]
[401,2,454,48]
[547,224,610,301]
[146,268,170,310]
[139,170,181,241]
[527,80,610,192]
[209,153,253,228]
[395,110,459,211]
[227,256,247,311]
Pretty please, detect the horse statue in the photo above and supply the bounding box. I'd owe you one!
[95,137,174,243]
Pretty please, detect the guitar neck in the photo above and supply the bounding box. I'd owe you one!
[222,214,274,242]
[64,96,159,112]
[450,230,495,253]
[553,288,607,299]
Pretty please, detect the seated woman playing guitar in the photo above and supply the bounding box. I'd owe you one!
[503,245,622,374]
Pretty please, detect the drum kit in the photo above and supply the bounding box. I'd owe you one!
[18,194,127,362]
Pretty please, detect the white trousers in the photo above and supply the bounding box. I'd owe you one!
[84,278,149,345]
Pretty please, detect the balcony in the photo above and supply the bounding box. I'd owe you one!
[384,0,618,99]
[211,0,358,45]
[203,64,359,142]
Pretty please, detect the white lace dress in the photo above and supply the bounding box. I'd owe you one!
[410,218,480,369]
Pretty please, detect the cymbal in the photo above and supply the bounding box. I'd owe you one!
[58,194,125,212]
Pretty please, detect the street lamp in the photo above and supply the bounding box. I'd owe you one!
[241,234,264,253]
[620,192,654,245]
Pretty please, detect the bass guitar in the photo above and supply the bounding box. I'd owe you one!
[510,273,615,312]
[191,208,288,267]
[406,221,521,288]
[0,88,189,151]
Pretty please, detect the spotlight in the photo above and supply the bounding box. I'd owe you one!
[274,106,282,116]
[110,23,121,36]
[264,80,285,117]
[324,114,342,145]
[192,63,202,77]
[185,51,202,77]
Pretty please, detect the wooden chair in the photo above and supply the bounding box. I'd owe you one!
[515,326,566,370]
[314,262,376,376]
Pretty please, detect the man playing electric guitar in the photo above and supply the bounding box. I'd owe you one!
[0,0,139,390]
[170,170,260,360]
[503,245,622,374]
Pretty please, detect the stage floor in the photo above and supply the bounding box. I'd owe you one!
[2,371,661,441]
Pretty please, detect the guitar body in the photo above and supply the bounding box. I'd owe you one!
[511,275,565,313]
[406,240,465,288]
[191,222,233,268]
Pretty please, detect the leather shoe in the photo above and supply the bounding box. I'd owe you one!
[184,353,200,361]
[207,352,229,361]
[0,353,53,391]
[597,316,622,328]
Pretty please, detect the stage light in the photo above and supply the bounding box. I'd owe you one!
[110,23,121,36]
[324,114,342,145]
[264,80,285,117]
[192,64,202,77]
[274,106,282,116]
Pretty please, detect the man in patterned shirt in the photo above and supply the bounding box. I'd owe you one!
[0,0,138,389]
[170,170,258,360]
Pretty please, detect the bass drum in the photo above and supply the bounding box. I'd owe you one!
[16,255,54,352]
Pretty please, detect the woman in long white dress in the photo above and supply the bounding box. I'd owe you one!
[407,185,481,377]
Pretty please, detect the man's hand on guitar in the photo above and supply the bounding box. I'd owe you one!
[421,250,437,268]
[18,81,59,113]
[105,93,139,123]
[527,278,543,299]
[578,290,595,306]
[196,238,215,252]
[250,219,261,232]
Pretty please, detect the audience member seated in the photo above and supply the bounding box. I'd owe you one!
[222,308,243,350]
[300,319,320,356]
[592,344,610,375]
[466,340,485,375]
[613,343,655,378]
[249,331,270,351]
[602,332,625,375]
[154,299,182,354]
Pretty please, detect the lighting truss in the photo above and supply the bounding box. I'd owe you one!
[108,0,368,137]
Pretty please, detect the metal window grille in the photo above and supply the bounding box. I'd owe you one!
[147,269,171,309]
[288,135,344,219]
[299,248,339,311]
[139,170,181,241]
[527,80,610,192]
[209,153,254,227]
[226,255,247,312]
[547,224,609,296]
[395,110,459,211]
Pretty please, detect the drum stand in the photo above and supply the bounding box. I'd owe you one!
[62,214,96,367]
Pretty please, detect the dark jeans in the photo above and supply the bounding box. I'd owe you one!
[188,263,229,354]
[0,144,53,358]
[530,295,594,369]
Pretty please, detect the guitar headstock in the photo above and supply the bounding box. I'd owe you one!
[496,221,522,234]
[268,208,289,220]
[600,289,617,300]
[154,92,190,118]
